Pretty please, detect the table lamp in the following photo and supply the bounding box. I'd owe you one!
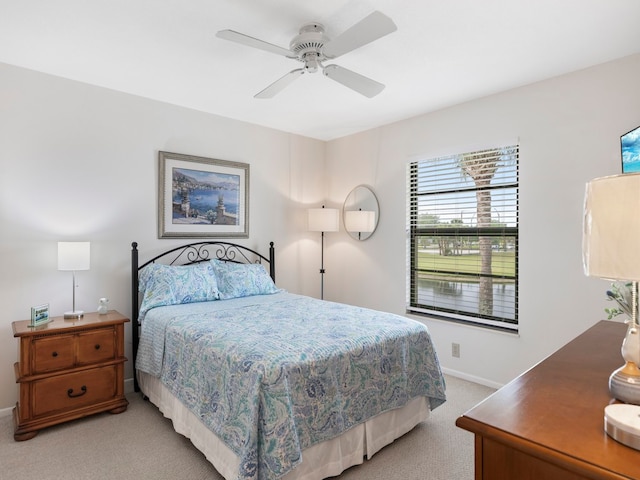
[583,173,640,450]
[308,206,339,299]
[58,241,91,319]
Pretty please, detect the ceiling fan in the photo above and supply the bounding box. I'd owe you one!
[216,11,397,99]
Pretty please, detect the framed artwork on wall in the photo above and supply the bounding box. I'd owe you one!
[621,125,640,173]
[158,151,249,238]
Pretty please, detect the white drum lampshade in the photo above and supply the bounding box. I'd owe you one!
[308,207,339,232]
[58,242,91,272]
[583,173,640,281]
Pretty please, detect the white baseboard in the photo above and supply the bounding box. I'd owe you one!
[440,367,504,390]
[125,377,135,394]
[0,406,12,418]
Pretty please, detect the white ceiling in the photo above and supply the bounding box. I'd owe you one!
[1,0,639,141]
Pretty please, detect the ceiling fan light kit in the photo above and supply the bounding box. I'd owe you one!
[216,11,397,98]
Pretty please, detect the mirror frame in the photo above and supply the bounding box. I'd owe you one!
[343,185,379,241]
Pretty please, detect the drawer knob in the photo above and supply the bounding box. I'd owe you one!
[67,386,87,398]
[94,344,101,350]
[52,352,58,357]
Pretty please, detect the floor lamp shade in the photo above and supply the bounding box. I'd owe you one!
[308,208,339,232]
[58,242,90,319]
[583,173,640,281]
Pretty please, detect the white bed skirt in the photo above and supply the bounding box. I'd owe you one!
[138,371,430,480]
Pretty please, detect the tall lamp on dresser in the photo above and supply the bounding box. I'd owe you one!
[583,172,640,448]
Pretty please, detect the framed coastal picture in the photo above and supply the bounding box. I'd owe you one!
[621,125,640,173]
[158,151,249,238]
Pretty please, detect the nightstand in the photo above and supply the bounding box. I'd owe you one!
[12,310,129,441]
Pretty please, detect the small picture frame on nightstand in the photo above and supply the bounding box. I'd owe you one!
[30,304,51,327]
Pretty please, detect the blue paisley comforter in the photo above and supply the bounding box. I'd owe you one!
[136,293,445,480]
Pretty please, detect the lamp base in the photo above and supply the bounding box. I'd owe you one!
[605,404,640,450]
[610,362,640,405]
[63,310,84,320]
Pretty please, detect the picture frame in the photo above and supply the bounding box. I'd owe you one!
[621,125,640,174]
[30,303,50,327]
[158,151,249,238]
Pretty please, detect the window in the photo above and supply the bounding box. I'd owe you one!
[407,145,519,331]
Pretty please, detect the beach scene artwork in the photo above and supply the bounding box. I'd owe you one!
[172,167,240,226]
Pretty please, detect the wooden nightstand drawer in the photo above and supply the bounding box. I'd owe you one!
[32,366,117,417]
[77,328,115,365]
[33,334,75,373]
[31,328,116,374]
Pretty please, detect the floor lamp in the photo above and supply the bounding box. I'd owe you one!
[308,206,339,299]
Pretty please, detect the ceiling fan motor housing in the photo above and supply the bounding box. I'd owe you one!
[290,23,328,72]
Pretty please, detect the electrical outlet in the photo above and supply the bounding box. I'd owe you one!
[452,343,460,358]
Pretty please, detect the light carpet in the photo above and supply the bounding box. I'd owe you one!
[0,375,495,480]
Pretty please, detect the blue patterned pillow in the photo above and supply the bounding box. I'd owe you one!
[138,262,220,320]
[210,260,281,300]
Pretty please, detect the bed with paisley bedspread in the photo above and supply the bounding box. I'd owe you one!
[131,241,445,480]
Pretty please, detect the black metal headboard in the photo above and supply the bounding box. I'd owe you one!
[130,241,275,391]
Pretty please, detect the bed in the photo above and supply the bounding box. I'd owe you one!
[131,241,445,480]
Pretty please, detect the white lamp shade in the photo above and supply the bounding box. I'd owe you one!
[583,173,640,281]
[58,242,91,271]
[344,210,376,233]
[308,208,339,232]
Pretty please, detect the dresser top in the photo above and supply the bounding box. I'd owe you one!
[13,310,129,337]
[457,320,640,478]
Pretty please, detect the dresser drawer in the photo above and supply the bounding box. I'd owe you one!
[33,334,75,373]
[32,366,117,417]
[77,328,115,365]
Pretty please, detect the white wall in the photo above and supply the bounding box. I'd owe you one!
[323,54,640,387]
[0,63,326,410]
[1,53,639,411]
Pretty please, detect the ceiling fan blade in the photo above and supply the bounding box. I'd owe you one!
[255,69,305,99]
[216,29,295,58]
[323,64,385,98]
[322,11,397,59]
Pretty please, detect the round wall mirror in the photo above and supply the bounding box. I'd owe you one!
[343,185,379,241]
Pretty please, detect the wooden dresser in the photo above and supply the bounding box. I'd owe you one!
[12,310,129,441]
[456,320,640,480]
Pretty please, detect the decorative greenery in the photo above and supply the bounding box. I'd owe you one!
[605,282,635,320]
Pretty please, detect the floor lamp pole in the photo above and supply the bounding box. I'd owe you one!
[319,231,325,300]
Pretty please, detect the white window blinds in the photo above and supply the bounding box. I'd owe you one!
[407,145,519,331]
